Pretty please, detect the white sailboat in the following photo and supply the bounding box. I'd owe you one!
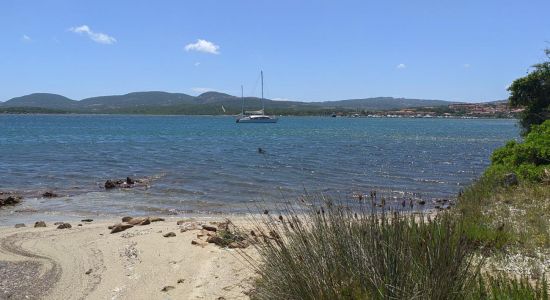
[236,71,278,123]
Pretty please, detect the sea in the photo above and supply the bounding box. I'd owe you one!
[0,115,520,224]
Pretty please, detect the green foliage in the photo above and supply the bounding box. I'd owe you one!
[462,219,512,250]
[458,179,550,253]
[486,120,550,182]
[247,201,480,300]
[471,274,548,300]
[457,121,550,252]
[0,106,70,114]
[215,228,246,247]
[508,48,550,134]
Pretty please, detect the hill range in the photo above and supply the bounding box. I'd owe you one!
[0,91,466,115]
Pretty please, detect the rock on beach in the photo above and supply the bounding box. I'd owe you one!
[56,223,72,229]
[109,224,134,234]
[34,221,47,228]
[104,177,146,190]
[0,192,22,207]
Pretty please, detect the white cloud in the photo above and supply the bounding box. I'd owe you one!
[396,63,406,69]
[185,39,220,54]
[194,62,201,66]
[69,25,116,44]
[191,87,214,94]
[272,97,290,101]
[463,63,471,68]
[21,34,31,42]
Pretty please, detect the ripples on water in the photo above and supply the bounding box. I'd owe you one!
[0,115,519,221]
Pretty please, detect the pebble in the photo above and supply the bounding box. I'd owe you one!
[202,225,217,232]
[127,217,150,226]
[122,216,133,222]
[14,223,26,228]
[206,235,224,246]
[42,191,58,198]
[34,221,47,228]
[163,232,176,238]
[57,223,72,229]
[161,286,175,292]
[191,240,206,247]
[110,224,134,234]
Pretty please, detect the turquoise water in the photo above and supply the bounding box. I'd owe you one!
[0,115,519,222]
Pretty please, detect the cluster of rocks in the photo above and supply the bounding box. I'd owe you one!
[108,216,165,233]
[55,222,72,229]
[0,192,22,207]
[1,190,61,208]
[433,198,455,210]
[41,191,59,198]
[13,219,93,229]
[351,191,458,211]
[352,191,434,209]
[186,220,250,249]
[104,177,147,190]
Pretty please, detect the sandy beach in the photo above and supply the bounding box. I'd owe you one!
[0,216,256,300]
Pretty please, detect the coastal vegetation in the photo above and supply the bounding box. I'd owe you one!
[245,51,550,299]
[247,204,480,299]
[246,196,549,299]
[485,120,550,182]
[508,48,550,134]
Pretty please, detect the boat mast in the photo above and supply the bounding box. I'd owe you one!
[261,70,264,113]
[241,85,244,116]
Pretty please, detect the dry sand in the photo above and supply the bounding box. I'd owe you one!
[0,216,257,300]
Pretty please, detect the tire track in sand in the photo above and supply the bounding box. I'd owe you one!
[0,230,104,300]
[0,232,61,299]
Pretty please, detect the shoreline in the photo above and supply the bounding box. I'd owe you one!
[0,112,518,119]
[0,215,256,299]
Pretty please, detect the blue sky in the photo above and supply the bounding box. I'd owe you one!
[1,0,549,102]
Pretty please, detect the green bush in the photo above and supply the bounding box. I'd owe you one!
[247,201,480,300]
[486,120,550,182]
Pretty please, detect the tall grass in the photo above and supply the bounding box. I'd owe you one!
[473,274,548,300]
[457,177,550,251]
[244,197,480,299]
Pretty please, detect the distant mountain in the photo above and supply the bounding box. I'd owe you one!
[2,93,78,110]
[196,91,237,104]
[1,91,463,114]
[78,91,196,111]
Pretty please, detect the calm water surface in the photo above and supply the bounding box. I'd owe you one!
[0,115,519,223]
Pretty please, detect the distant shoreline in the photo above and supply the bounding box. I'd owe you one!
[0,92,515,118]
[0,112,518,119]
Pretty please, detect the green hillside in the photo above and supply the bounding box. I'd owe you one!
[0,91,461,115]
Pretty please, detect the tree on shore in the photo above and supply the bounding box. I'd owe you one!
[508,48,550,135]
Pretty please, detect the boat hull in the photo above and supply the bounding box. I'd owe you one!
[236,118,278,123]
